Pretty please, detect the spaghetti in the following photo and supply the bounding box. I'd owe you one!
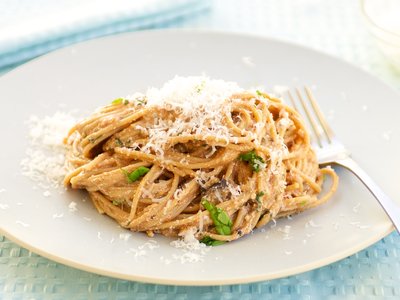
[64,76,338,243]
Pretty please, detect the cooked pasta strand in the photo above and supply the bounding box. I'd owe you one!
[64,77,338,243]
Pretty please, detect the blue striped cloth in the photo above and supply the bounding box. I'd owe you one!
[0,0,210,73]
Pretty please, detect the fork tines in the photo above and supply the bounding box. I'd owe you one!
[287,87,333,148]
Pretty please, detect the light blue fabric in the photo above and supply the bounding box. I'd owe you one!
[1,233,399,299]
[0,0,210,71]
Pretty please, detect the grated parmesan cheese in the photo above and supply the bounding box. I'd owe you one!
[305,219,321,228]
[270,219,277,228]
[241,56,255,67]
[127,248,146,258]
[68,201,78,212]
[349,221,360,226]
[170,227,210,264]
[52,213,64,219]
[194,170,211,188]
[352,203,361,213]
[205,145,217,158]
[137,76,244,158]
[278,225,292,240]
[226,181,241,197]
[119,232,132,241]
[173,188,183,200]
[160,256,172,265]
[332,222,340,230]
[20,112,76,189]
[138,240,159,250]
[146,76,242,110]
[16,220,30,227]
[272,85,289,96]
[382,131,392,141]
[357,225,371,229]
[126,240,159,259]
[0,204,9,210]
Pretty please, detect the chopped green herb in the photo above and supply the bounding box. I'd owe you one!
[88,136,97,143]
[200,236,225,246]
[300,200,307,206]
[112,200,122,206]
[255,191,265,203]
[112,98,129,105]
[136,99,146,105]
[195,80,206,93]
[201,198,232,235]
[239,150,266,172]
[255,191,265,211]
[112,98,123,105]
[121,166,150,183]
[256,191,265,207]
[115,138,124,147]
[256,90,263,96]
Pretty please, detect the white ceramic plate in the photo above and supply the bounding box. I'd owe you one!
[0,30,398,286]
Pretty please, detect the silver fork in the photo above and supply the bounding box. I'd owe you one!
[288,87,400,234]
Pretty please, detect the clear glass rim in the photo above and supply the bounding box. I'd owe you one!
[360,0,400,39]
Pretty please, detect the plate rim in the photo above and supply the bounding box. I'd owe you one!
[0,226,393,286]
[2,27,399,92]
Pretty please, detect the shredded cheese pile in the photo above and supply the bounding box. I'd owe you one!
[21,112,76,189]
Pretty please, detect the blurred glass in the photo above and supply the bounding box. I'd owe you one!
[361,0,400,70]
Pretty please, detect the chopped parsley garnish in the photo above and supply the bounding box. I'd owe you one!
[201,198,232,235]
[256,90,263,96]
[239,150,266,172]
[88,137,96,143]
[195,80,206,93]
[121,166,150,183]
[112,200,122,206]
[115,138,124,147]
[200,236,225,246]
[255,191,265,211]
[136,98,146,105]
[300,200,307,206]
[112,98,123,105]
[112,98,129,105]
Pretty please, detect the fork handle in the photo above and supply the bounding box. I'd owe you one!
[333,157,400,234]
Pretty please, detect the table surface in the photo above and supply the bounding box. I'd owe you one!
[1,0,400,299]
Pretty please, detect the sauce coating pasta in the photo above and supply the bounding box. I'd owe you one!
[64,77,338,243]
